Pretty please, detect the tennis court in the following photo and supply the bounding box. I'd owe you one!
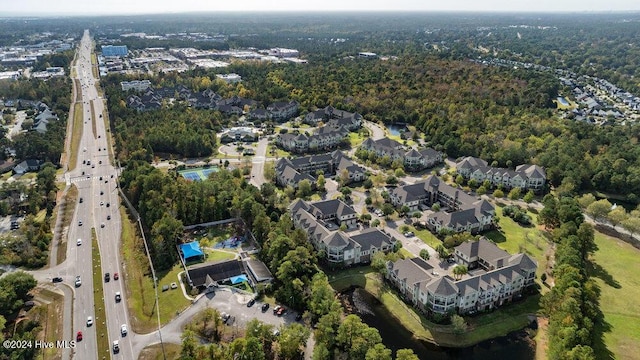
[178,166,219,181]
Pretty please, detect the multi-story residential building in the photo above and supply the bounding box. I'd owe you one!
[275,150,365,188]
[121,80,152,92]
[386,238,537,315]
[276,125,350,154]
[216,73,242,83]
[456,156,546,193]
[360,137,443,171]
[290,199,395,266]
[267,101,299,121]
[389,176,495,234]
[303,106,363,130]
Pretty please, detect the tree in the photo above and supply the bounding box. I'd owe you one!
[371,219,380,227]
[396,349,420,360]
[297,179,313,199]
[451,314,467,334]
[452,265,468,280]
[585,199,612,222]
[477,186,487,195]
[435,244,448,260]
[455,174,465,185]
[336,315,383,360]
[577,194,596,209]
[151,214,184,270]
[523,190,534,203]
[493,189,504,198]
[419,249,430,260]
[371,251,388,275]
[308,273,339,321]
[365,343,392,360]
[180,330,198,360]
[606,206,627,227]
[277,323,311,359]
[316,174,326,191]
[508,187,522,200]
[400,205,410,216]
[622,217,640,238]
[381,203,395,216]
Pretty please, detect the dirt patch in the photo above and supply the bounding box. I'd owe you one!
[534,317,549,360]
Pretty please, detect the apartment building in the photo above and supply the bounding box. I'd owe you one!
[456,156,546,193]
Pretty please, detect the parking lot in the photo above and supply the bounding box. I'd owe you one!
[0,215,23,233]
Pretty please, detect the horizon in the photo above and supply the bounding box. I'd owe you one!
[1,0,639,17]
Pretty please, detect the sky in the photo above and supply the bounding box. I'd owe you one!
[1,0,639,16]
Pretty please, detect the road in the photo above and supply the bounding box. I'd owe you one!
[250,137,269,187]
[70,30,133,360]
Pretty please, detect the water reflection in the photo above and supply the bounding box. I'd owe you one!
[343,287,536,360]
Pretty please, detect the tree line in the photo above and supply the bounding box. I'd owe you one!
[539,195,601,360]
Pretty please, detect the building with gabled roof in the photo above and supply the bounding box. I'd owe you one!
[275,150,365,189]
[387,238,537,315]
[360,137,443,171]
[456,156,546,193]
[290,199,395,266]
[389,175,495,234]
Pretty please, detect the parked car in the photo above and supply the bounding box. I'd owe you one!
[295,313,303,321]
[261,303,270,312]
[276,307,286,316]
[247,298,256,307]
[272,305,281,315]
[52,277,63,283]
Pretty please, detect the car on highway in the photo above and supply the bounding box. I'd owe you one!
[114,272,119,280]
[77,238,82,246]
[104,273,110,282]
[78,220,83,226]
[79,197,83,203]
[52,277,63,283]
[112,341,119,354]
[100,201,104,206]
[261,303,270,312]
[86,316,93,327]
[120,324,127,336]
[75,276,82,287]
[101,223,105,228]
[106,202,110,207]
[247,298,256,307]
[107,215,111,220]
[76,331,83,342]
[115,292,121,302]
[100,191,103,195]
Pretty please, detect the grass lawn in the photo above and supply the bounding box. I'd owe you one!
[68,102,83,171]
[348,132,368,147]
[204,249,236,262]
[120,206,191,333]
[411,227,442,249]
[328,266,539,347]
[138,343,182,360]
[57,185,79,265]
[483,205,550,288]
[91,229,109,359]
[35,287,65,359]
[590,232,640,360]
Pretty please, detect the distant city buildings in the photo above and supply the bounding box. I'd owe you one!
[268,48,299,58]
[215,73,242,83]
[101,45,128,57]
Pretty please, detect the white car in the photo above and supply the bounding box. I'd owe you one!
[120,324,127,336]
[75,276,82,287]
[112,340,119,353]
[86,316,93,327]
[77,238,82,246]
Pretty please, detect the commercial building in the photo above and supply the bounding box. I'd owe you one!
[101,45,128,57]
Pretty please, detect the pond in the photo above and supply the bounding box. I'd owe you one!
[342,287,536,360]
[388,123,408,136]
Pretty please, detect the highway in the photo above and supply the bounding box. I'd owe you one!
[67,30,132,359]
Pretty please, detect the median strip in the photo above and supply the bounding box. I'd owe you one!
[91,229,110,358]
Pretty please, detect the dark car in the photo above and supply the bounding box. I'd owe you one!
[295,313,303,321]
[113,272,119,280]
[107,215,111,220]
[52,277,63,283]
[104,273,110,282]
[261,303,270,312]
[76,331,83,342]
[79,197,83,203]
[106,203,110,207]
[100,191,104,195]
[247,299,256,307]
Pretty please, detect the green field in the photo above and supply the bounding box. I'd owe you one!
[591,232,640,360]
